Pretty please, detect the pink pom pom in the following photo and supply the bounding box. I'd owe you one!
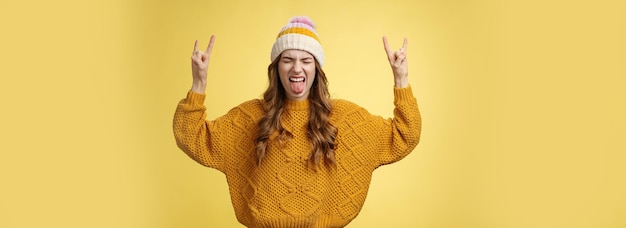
[289,16,315,28]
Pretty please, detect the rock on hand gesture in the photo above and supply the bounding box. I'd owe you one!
[190,35,215,93]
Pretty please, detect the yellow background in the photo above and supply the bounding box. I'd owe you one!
[1,0,625,227]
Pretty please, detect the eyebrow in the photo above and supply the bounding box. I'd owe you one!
[281,56,314,60]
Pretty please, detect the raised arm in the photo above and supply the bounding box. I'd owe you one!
[191,35,215,93]
[173,36,221,169]
[376,36,421,165]
[383,36,408,88]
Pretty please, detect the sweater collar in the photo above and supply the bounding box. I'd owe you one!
[285,99,310,111]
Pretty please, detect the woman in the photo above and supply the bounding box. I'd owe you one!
[173,16,421,227]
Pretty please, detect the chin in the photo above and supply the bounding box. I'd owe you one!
[288,93,307,100]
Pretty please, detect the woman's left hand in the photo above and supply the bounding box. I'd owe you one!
[383,36,409,88]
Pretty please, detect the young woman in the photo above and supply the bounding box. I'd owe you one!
[173,16,421,227]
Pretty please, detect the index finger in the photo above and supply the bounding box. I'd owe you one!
[205,35,215,54]
[383,36,393,58]
[193,40,199,53]
[401,38,408,51]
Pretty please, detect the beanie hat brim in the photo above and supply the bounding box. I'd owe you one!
[271,34,324,66]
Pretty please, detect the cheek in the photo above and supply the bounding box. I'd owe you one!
[279,63,295,76]
[305,65,316,77]
[277,66,288,79]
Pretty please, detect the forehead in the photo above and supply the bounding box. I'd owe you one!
[281,49,314,58]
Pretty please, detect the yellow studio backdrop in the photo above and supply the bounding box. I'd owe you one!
[1,0,625,227]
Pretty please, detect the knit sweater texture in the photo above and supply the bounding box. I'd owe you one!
[173,86,421,228]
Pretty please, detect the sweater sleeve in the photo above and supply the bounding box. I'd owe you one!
[172,91,221,169]
[172,91,260,171]
[376,85,422,166]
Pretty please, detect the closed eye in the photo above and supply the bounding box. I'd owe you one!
[281,57,294,63]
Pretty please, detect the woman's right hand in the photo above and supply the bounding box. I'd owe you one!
[190,35,215,93]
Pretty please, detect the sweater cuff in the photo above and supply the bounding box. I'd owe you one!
[184,90,206,105]
[393,85,415,104]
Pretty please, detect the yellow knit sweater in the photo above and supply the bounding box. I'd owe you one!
[173,86,421,228]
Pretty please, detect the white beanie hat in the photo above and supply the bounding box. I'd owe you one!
[270,16,325,66]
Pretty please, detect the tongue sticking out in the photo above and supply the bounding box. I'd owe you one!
[290,80,305,94]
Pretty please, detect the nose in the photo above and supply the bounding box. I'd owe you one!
[292,61,303,74]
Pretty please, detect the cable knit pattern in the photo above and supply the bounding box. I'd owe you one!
[173,86,421,228]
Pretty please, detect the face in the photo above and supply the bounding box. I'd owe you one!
[278,49,316,101]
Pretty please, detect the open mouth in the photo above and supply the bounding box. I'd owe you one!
[289,76,305,94]
[289,77,304,82]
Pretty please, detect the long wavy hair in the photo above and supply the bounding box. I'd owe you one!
[255,55,337,168]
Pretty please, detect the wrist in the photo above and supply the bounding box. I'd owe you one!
[191,80,207,94]
[394,76,409,88]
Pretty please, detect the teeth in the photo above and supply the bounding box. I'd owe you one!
[289,77,304,82]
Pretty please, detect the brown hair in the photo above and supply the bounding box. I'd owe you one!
[255,56,337,168]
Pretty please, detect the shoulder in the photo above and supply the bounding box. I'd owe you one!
[237,99,263,110]
[224,99,265,121]
[330,99,371,122]
[332,99,362,111]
